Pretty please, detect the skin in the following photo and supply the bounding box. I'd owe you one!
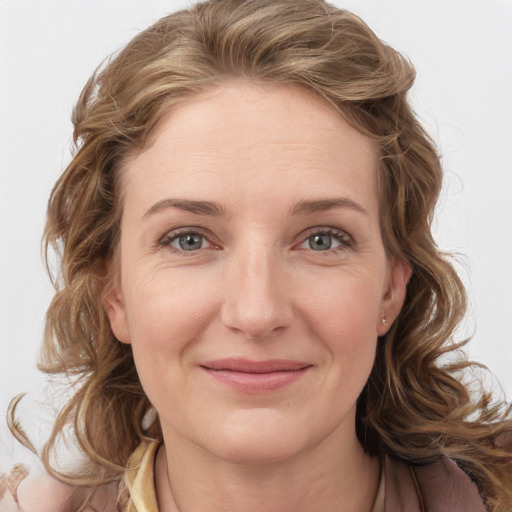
[105,82,411,512]
[0,471,116,512]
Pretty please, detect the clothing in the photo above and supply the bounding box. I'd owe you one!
[0,439,487,511]
[121,440,488,512]
[385,454,487,511]
[120,441,385,512]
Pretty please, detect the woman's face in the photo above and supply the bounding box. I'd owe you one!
[105,83,410,464]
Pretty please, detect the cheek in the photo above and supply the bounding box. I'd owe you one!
[299,270,382,342]
[122,268,220,376]
[122,270,221,426]
[297,270,383,383]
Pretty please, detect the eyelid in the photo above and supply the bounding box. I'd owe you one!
[158,226,220,254]
[294,226,354,251]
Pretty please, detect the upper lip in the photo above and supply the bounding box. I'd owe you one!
[200,359,311,373]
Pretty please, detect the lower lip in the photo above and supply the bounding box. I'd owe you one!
[201,367,310,392]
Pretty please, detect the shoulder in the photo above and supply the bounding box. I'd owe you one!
[385,455,487,512]
[1,464,74,512]
[0,464,118,512]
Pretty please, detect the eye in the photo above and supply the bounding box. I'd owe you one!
[297,228,352,252]
[173,233,207,251]
[307,233,336,251]
[160,230,213,252]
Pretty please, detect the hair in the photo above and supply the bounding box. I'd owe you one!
[9,0,512,509]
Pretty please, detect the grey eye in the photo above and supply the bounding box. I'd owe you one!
[175,233,204,251]
[308,234,332,251]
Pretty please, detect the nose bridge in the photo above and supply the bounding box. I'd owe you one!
[221,239,291,339]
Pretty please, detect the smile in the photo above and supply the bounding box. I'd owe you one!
[200,359,312,392]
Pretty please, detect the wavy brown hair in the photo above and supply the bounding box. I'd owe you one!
[10,0,512,509]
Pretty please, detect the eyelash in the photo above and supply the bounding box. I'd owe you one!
[158,227,215,255]
[296,227,354,253]
[157,226,354,255]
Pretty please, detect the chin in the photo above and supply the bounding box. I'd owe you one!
[196,408,320,466]
[211,433,306,466]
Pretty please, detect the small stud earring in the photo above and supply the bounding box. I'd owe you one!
[381,317,387,325]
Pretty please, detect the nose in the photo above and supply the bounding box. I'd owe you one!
[220,245,293,340]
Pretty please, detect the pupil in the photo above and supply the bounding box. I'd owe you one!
[310,234,332,251]
[179,234,202,250]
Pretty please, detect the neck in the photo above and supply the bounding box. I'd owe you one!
[155,420,381,512]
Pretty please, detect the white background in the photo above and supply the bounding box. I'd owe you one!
[1,0,511,463]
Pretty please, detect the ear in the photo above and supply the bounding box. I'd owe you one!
[377,258,412,337]
[103,278,132,344]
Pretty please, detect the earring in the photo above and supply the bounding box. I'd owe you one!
[381,317,387,325]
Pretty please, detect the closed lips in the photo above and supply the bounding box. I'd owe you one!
[199,359,312,392]
[200,359,311,373]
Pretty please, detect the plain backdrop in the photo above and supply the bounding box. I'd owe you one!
[1,0,511,463]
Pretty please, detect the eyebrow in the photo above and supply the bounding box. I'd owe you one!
[290,198,368,216]
[143,196,367,219]
[144,199,226,218]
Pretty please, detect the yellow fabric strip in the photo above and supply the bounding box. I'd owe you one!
[123,440,160,512]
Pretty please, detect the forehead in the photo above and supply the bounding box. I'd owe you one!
[121,82,379,216]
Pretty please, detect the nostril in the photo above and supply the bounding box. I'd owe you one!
[235,324,287,341]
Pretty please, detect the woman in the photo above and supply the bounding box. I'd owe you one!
[1,0,511,510]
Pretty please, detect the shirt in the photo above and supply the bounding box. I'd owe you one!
[0,440,487,511]
[121,441,487,512]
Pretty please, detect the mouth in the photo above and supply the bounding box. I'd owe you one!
[199,358,312,392]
